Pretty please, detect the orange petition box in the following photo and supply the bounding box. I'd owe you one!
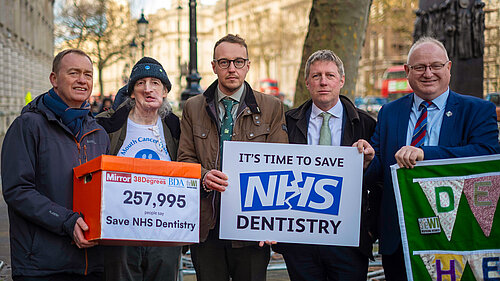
[73,155,201,246]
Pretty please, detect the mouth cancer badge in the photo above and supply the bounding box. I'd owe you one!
[418,216,442,235]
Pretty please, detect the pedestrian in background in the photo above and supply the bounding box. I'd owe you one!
[177,34,288,281]
[96,57,181,281]
[355,36,500,280]
[1,49,109,280]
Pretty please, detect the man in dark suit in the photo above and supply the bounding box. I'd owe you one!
[275,49,379,281]
[355,37,500,280]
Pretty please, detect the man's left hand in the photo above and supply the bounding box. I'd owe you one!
[395,146,424,169]
[73,217,98,248]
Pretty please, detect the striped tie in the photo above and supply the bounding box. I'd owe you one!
[411,100,433,147]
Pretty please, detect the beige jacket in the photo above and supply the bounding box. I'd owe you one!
[177,80,288,246]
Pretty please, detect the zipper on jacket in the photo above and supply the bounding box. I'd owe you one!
[84,144,88,163]
[74,139,82,165]
[75,128,101,274]
[85,249,88,275]
[76,128,101,164]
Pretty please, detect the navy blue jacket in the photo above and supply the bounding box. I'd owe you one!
[1,93,109,276]
[366,90,500,255]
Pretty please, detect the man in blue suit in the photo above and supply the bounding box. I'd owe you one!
[355,37,500,280]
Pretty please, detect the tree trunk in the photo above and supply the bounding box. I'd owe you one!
[293,0,372,107]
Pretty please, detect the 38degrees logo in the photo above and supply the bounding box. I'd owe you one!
[240,171,343,215]
[106,172,132,183]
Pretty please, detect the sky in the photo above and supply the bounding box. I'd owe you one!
[130,0,217,17]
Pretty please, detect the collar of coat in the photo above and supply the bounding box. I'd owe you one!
[287,95,360,123]
[203,80,261,114]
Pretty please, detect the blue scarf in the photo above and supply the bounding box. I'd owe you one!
[43,88,90,141]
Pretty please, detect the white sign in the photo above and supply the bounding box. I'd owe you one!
[101,171,199,243]
[220,142,363,246]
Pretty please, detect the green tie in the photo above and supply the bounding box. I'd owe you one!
[220,98,237,154]
[319,112,332,146]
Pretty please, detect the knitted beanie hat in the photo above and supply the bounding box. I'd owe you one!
[127,57,172,95]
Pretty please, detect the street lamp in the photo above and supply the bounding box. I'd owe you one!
[177,2,183,90]
[180,0,203,107]
[129,38,138,61]
[137,10,149,57]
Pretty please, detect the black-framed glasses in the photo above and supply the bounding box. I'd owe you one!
[408,61,449,74]
[214,58,248,69]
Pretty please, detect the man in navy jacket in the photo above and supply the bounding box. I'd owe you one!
[356,37,500,280]
[1,49,109,280]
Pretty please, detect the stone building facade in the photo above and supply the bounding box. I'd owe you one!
[356,0,417,97]
[357,0,499,98]
[98,1,217,103]
[100,0,311,103]
[212,0,312,99]
[484,0,500,94]
[0,0,54,137]
[99,0,499,104]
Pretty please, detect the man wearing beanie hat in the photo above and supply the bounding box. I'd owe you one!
[178,34,288,281]
[97,57,181,281]
[111,57,172,110]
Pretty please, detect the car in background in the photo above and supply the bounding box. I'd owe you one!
[355,96,388,117]
[381,65,413,101]
[485,92,500,122]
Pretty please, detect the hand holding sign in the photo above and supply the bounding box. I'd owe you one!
[203,170,228,192]
[352,139,374,169]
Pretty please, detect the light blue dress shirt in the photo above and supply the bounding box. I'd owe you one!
[308,101,343,146]
[406,89,449,146]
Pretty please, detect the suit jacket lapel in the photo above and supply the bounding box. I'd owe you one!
[439,91,459,146]
[397,94,413,148]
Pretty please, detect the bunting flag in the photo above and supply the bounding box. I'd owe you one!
[391,155,500,281]
[416,179,464,241]
[418,253,465,281]
[465,251,500,280]
[463,176,500,237]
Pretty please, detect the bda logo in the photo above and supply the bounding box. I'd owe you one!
[240,171,343,215]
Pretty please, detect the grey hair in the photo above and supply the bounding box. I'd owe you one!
[305,50,345,78]
[125,96,172,119]
[407,37,449,64]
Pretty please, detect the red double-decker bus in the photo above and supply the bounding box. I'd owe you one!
[259,79,279,96]
[381,65,413,101]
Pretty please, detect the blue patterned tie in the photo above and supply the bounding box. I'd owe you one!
[220,98,237,154]
[411,100,433,147]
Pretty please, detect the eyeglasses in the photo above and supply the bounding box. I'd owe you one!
[408,61,449,74]
[214,58,248,69]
